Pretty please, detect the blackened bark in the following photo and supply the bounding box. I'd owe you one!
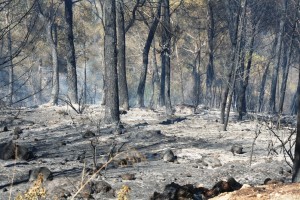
[104,0,120,124]
[6,10,13,106]
[238,24,255,120]
[269,16,284,113]
[278,10,297,114]
[206,0,215,106]
[278,40,292,114]
[159,51,166,106]
[220,0,241,124]
[257,34,278,112]
[83,42,87,104]
[37,1,59,105]
[161,0,172,115]
[149,42,160,109]
[117,0,129,110]
[49,23,59,105]
[64,0,78,103]
[223,0,246,131]
[292,56,300,182]
[192,48,201,111]
[136,0,162,107]
[175,44,184,104]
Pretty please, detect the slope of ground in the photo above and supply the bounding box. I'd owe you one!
[0,104,298,199]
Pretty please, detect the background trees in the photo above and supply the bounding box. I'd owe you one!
[0,0,299,121]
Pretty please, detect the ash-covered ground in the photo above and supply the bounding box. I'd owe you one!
[0,104,295,199]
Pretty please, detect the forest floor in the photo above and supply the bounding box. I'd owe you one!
[0,104,299,199]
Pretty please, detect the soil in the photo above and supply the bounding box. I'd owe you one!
[0,104,299,199]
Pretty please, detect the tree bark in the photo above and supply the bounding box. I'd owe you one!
[237,22,256,120]
[37,1,59,105]
[223,0,247,130]
[206,0,215,106]
[64,0,78,103]
[149,41,161,109]
[116,0,129,110]
[268,13,285,113]
[104,0,120,124]
[292,55,300,182]
[49,23,59,105]
[175,44,184,104]
[161,0,172,115]
[6,10,13,106]
[136,0,162,107]
[83,42,87,104]
[257,33,278,112]
[278,40,292,114]
[192,48,201,110]
[236,0,248,120]
[220,0,241,124]
[278,7,298,114]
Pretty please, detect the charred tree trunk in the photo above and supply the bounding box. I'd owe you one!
[6,10,13,106]
[206,0,215,106]
[64,0,78,103]
[292,54,300,182]
[257,33,278,112]
[220,0,241,125]
[117,0,129,110]
[237,21,256,120]
[278,8,297,114]
[278,40,292,114]
[104,0,120,124]
[268,12,285,113]
[136,0,162,107]
[175,44,185,104]
[37,1,59,105]
[49,23,59,105]
[161,0,172,115]
[83,42,87,104]
[149,42,161,109]
[223,0,247,130]
[192,46,201,110]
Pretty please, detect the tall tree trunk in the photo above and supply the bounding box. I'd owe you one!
[101,68,106,105]
[236,0,248,120]
[116,0,129,110]
[268,12,285,113]
[241,27,255,113]
[64,0,78,103]
[83,42,87,104]
[257,33,278,112]
[161,0,172,115]
[206,0,215,106]
[38,59,43,103]
[104,0,120,124]
[0,25,3,67]
[136,0,162,107]
[192,47,201,110]
[160,53,166,106]
[175,44,185,104]
[278,40,292,114]
[238,20,256,120]
[292,54,300,182]
[6,10,13,106]
[223,0,247,130]
[49,23,59,105]
[149,41,161,109]
[220,0,241,124]
[291,89,299,115]
[278,7,298,114]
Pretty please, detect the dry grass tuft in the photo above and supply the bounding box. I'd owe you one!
[15,174,46,200]
[117,185,131,200]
